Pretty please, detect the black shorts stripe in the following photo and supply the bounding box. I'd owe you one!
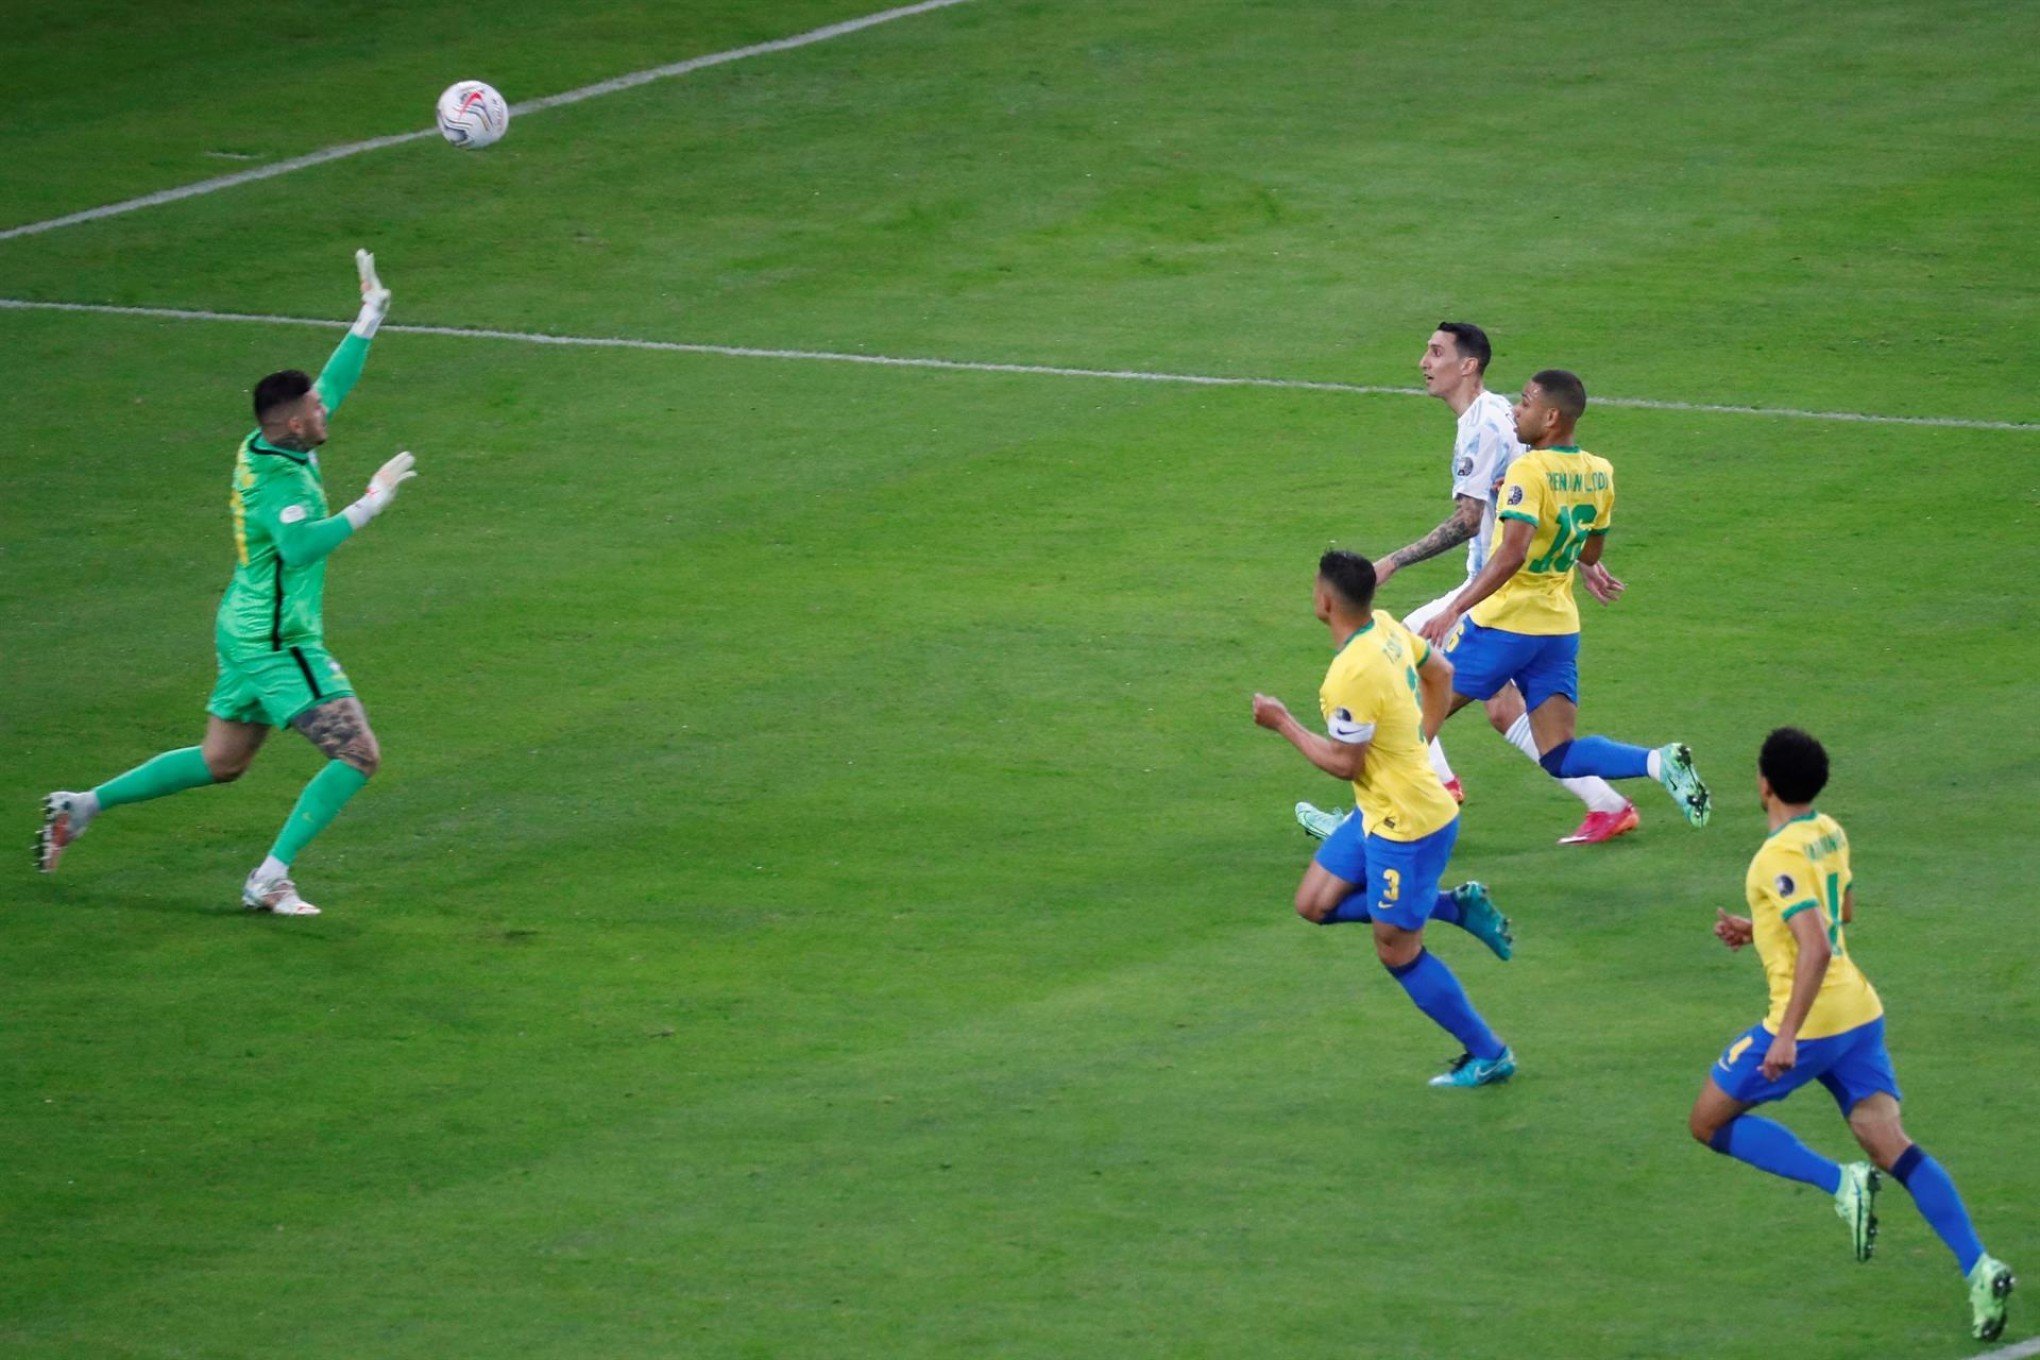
[270,558,285,651]
[289,646,323,701]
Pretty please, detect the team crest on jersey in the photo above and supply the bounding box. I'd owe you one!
[279,504,308,524]
[1455,456,1473,477]
[1775,873,1797,896]
[1506,485,1525,506]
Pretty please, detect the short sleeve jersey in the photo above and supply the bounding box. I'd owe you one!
[1452,390,1524,579]
[215,434,332,653]
[1318,611,1460,843]
[1468,446,1615,636]
[1745,812,1882,1039]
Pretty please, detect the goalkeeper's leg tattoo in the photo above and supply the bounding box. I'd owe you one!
[291,697,382,776]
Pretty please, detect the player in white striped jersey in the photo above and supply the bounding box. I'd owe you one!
[1296,323,1639,846]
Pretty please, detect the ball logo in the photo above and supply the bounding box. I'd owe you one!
[1507,485,1525,506]
[1455,456,1474,477]
[1775,873,1797,896]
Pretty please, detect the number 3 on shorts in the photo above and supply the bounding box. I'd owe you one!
[1380,868,1401,903]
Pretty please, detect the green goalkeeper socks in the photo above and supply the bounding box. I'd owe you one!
[268,761,371,867]
[93,747,216,808]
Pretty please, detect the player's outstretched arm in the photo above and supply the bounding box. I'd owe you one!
[1417,519,1531,646]
[1251,694,1366,781]
[313,249,394,416]
[1375,495,1483,587]
[1414,646,1455,744]
[266,451,417,566]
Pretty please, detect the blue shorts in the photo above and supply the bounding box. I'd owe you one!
[1312,814,1460,931]
[1444,618,1580,710]
[1710,1015,1901,1113]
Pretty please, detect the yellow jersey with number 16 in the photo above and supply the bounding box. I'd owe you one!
[1468,446,1615,636]
[1745,811,1882,1040]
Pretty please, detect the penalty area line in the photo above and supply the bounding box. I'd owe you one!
[0,0,980,244]
[1,297,2036,435]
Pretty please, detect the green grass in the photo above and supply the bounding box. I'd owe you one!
[3,1,2037,1356]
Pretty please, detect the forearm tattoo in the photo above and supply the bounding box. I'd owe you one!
[1387,507,1479,570]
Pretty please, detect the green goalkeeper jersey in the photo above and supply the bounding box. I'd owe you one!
[215,332,372,653]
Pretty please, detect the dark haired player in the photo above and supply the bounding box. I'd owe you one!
[1415,369,1710,826]
[1253,550,1517,1088]
[1299,324,1637,848]
[37,252,417,917]
[1687,728,2014,1341]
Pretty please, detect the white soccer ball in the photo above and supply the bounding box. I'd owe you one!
[436,81,509,150]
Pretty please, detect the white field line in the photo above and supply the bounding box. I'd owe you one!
[0,0,978,244]
[2,297,2036,434]
[1975,1338,2040,1360]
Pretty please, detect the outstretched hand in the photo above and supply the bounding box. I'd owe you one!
[1252,693,1291,731]
[1417,609,1457,647]
[1581,561,1626,605]
[357,249,391,312]
[1714,908,1753,951]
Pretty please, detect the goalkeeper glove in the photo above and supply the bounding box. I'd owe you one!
[352,248,392,338]
[343,450,417,529]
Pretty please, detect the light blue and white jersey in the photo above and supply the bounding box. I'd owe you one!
[1453,389,1524,577]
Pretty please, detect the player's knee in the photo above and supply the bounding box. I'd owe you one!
[339,733,382,778]
[1688,1110,1722,1147]
[1483,705,1516,736]
[1294,889,1331,924]
[1372,934,1421,969]
[204,753,251,782]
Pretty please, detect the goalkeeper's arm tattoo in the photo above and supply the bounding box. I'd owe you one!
[292,696,381,776]
[1383,496,1485,571]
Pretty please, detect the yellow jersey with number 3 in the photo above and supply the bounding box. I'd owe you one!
[1318,611,1459,843]
[1746,812,1882,1039]
[1468,446,1615,636]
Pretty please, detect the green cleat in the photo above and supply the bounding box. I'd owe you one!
[1833,1162,1880,1262]
[1450,881,1513,961]
[1294,801,1348,842]
[1655,742,1712,827]
[1428,1047,1516,1088]
[1968,1255,2016,1342]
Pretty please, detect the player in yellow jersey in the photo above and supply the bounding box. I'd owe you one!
[1415,370,1712,829]
[1687,729,2014,1341]
[1252,551,1517,1088]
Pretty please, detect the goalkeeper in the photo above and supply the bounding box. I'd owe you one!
[36,251,418,917]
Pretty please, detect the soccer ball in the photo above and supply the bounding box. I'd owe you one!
[436,81,509,150]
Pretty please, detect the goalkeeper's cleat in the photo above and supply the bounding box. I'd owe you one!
[1294,802,1348,842]
[1969,1255,2015,1342]
[35,792,90,873]
[1655,743,1711,827]
[1833,1162,1880,1262]
[1428,1047,1516,1089]
[1558,802,1640,846]
[243,870,321,917]
[1451,881,1513,962]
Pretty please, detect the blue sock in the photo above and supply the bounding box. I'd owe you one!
[1384,949,1505,1060]
[1320,887,1372,925]
[1893,1145,1986,1274]
[1539,735,1652,781]
[1429,890,1463,927]
[1706,1116,1843,1193]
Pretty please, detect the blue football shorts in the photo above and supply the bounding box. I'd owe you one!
[1443,618,1580,710]
[1312,813,1461,931]
[1710,1015,1901,1112]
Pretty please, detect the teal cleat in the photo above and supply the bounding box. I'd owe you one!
[1294,801,1348,842]
[1833,1161,1880,1262]
[1428,1047,1516,1089]
[1451,881,1513,961]
[1969,1255,2016,1342]
[1655,742,1712,827]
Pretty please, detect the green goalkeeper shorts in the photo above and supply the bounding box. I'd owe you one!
[207,643,356,728]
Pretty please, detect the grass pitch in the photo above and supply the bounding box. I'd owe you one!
[3,2,2037,1357]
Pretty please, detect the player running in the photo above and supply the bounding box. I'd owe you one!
[1413,369,1710,826]
[1687,728,2014,1341]
[1253,550,1517,1089]
[1297,323,1637,848]
[36,251,418,917]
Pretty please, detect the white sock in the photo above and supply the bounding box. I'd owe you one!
[1427,738,1455,784]
[255,854,290,882]
[1647,748,1664,780]
[1504,716,1629,814]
